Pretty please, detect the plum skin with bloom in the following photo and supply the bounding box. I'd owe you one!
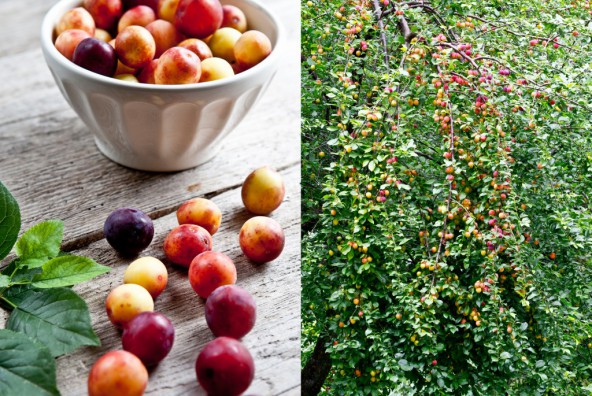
[163,224,213,267]
[195,337,255,396]
[239,216,285,263]
[122,311,175,366]
[205,284,256,339]
[189,251,237,298]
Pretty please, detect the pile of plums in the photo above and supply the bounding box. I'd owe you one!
[88,166,286,396]
[54,0,273,84]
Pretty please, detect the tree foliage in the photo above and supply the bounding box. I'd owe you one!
[302,0,592,394]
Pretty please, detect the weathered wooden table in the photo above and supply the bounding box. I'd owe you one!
[0,1,300,394]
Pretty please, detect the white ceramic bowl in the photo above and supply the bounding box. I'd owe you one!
[41,0,283,171]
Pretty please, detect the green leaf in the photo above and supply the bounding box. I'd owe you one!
[399,359,413,371]
[0,329,59,396]
[0,274,10,289]
[2,285,42,307]
[0,182,21,261]
[15,221,64,267]
[32,256,110,289]
[7,288,100,357]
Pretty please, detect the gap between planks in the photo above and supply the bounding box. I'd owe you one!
[60,162,301,253]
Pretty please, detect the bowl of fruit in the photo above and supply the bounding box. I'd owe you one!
[41,0,283,171]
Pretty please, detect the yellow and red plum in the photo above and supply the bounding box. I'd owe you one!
[177,38,212,60]
[234,30,271,70]
[188,251,236,298]
[94,28,112,42]
[199,57,234,82]
[221,5,247,33]
[116,25,156,69]
[88,350,148,396]
[123,256,168,299]
[163,224,212,267]
[137,58,159,83]
[176,197,222,235]
[208,27,241,63]
[154,46,201,84]
[105,283,154,328]
[56,7,96,36]
[55,29,92,61]
[239,216,285,263]
[84,0,123,31]
[145,19,184,57]
[158,0,180,22]
[118,5,156,32]
[241,166,285,215]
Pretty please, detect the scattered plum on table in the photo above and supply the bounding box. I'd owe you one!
[122,311,175,366]
[105,283,154,328]
[73,37,118,77]
[234,30,272,70]
[88,350,148,396]
[176,197,222,235]
[205,284,256,339]
[123,256,168,299]
[241,166,285,215]
[104,208,154,256]
[188,251,236,298]
[115,25,156,69]
[163,223,212,267]
[56,7,96,36]
[195,337,255,396]
[174,0,223,39]
[199,57,234,82]
[239,216,285,263]
[221,5,247,33]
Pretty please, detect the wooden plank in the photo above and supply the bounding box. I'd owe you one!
[50,165,300,395]
[0,1,51,57]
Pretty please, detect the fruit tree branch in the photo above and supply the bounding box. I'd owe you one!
[372,0,390,65]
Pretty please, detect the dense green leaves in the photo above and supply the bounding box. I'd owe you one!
[302,0,592,394]
[6,288,100,357]
[0,329,59,396]
[0,182,20,261]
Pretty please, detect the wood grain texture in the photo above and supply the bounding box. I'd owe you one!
[55,166,300,395]
[0,0,301,394]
